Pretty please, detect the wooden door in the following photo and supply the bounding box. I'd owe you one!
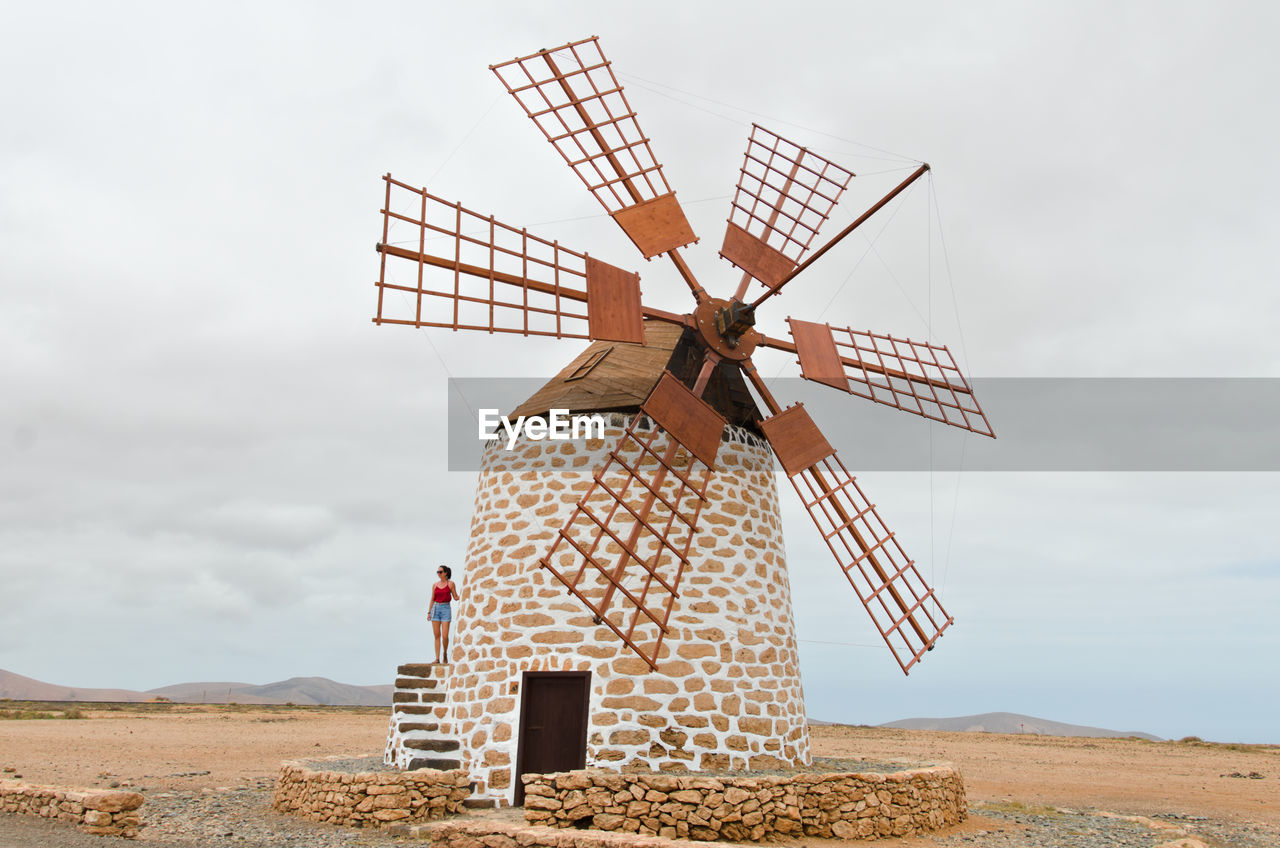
[514,671,590,805]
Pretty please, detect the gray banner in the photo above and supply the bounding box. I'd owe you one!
[445,378,1280,472]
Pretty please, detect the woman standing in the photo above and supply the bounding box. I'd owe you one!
[428,565,459,664]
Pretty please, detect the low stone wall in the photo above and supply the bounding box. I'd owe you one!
[0,779,144,838]
[522,766,965,841]
[272,760,471,826]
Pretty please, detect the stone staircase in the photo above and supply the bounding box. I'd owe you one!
[383,663,463,771]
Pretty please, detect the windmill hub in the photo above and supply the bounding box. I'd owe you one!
[693,297,760,360]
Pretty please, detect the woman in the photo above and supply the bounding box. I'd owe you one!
[428,565,460,664]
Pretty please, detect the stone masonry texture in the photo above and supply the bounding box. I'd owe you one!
[520,766,967,841]
[272,761,470,827]
[0,778,145,838]
[385,419,811,805]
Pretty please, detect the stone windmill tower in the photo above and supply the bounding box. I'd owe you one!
[375,37,995,806]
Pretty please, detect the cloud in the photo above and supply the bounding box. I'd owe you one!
[1217,560,1280,580]
[1,2,1277,741]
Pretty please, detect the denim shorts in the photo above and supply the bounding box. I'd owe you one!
[430,603,452,622]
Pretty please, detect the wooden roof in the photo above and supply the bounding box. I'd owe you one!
[512,320,762,432]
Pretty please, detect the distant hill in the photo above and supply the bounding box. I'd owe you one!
[0,668,392,707]
[146,681,271,703]
[880,711,1162,741]
[212,677,393,707]
[0,668,149,703]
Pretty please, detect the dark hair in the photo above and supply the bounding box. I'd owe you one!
[438,565,452,579]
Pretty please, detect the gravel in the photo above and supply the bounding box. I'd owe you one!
[3,787,1277,847]
[1152,814,1280,848]
[935,805,1177,847]
[289,756,394,775]
[931,802,1280,848]
[140,782,414,847]
[706,756,918,777]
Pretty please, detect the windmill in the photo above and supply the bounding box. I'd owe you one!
[375,37,993,801]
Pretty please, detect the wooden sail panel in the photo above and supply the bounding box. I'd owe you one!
[610,193,697,259]
[642,373,726,470]
[585,257,644,343]
[759,404,834,477]
[724,124,856,276]
[828,325,995,438]
[538,413,714,670]
[720,222,796,288]
[375,175,592,339]
[787,451,953,675]
[789,319,849,391]
[491,37,677,219]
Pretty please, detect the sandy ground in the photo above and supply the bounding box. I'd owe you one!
[811,724,1279,827]
[0,705,385,794]
[1,704,1276,829]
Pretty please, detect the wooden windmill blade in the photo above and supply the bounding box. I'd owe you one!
[721,125,856,295]
[538,370,726,670]
[757,403,954,675]
[490,36,698,261]
[759,319,996,438]
[748,163,932,310]
[374,174,686,343]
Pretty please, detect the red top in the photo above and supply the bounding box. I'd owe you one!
[432,583,452,603]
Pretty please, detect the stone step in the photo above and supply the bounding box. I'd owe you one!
[395,677,440,690]
[406,756,462,771]
[404,738,460,753]
[397,722,439,733]
[462,798,499,809]
[393,691,445,704]
[398,663,448,678]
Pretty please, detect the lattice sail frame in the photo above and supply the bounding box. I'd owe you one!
[491,36,697,259]
[376,175,589,337]
[376,175,647,342]
[759,404,952,674]
[535,376,727,666]
[720,125,856,288]
[537,380,720,669]
[787,319,995,437]
[792,453,952,674]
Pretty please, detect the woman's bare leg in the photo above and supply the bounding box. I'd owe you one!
[441,621,451,663]
[432,620,443,663]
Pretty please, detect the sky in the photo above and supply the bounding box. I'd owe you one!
[2,2,1278,743]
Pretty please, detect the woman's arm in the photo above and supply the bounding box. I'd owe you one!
[449,580,459,601]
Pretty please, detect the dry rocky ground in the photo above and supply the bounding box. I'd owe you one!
[0,702,1276,847]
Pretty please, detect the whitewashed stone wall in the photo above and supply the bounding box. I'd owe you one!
[390,417,810,805]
